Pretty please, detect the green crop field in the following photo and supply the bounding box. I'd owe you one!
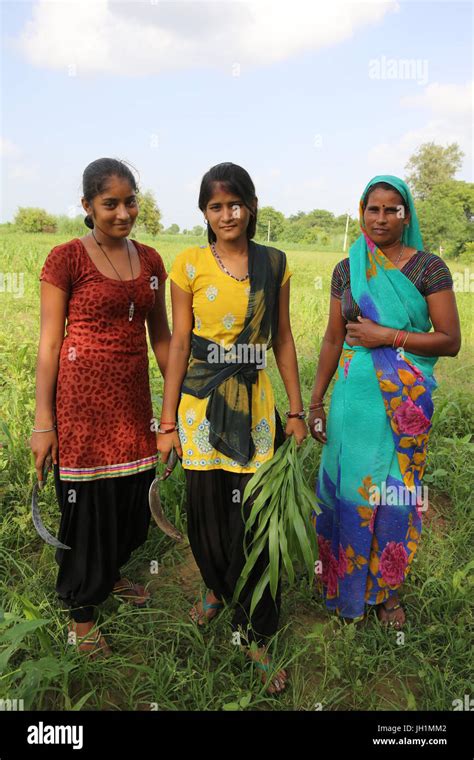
[0,230,472,711]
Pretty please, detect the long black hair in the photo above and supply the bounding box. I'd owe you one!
[198,162,258,243]
[82,158,138,228]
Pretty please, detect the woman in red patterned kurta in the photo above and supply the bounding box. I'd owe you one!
[30,158,170,655]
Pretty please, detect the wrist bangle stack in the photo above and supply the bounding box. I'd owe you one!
[32,425,56,433]
[285,410,306,420]
[393,330,408,349]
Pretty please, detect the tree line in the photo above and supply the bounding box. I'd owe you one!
[6,143,473,262]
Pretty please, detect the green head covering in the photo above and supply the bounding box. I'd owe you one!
[359,174,423,250]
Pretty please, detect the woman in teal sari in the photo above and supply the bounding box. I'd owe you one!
[309,175,460,628]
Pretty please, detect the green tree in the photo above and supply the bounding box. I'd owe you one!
[191,225,205,236]
[346,218,360,247]
[256,206,286,241]
[136,190,162,236]
[304,209,335,231]
[405,142,464,200]
[14,207,57,233]
[416,180,474,257]
[165,223,180,234]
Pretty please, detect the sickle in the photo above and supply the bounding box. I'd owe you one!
[31,455,71,550]
[148,448,184,542]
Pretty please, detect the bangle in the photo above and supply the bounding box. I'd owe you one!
[309,402,325,410]
[394,330,406,349]
[160,421,176,425]
[392,330,400,348]
[285,410,306,419]
[396,330,407,349]
[32,425,56,433]
[401,331,409,349]
[157,426,177,435]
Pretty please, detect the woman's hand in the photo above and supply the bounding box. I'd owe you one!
[345,317,392,348]
[284,417,308,445]
[308,408,327,444]
[29,430,58,485]
[156,429,182,462]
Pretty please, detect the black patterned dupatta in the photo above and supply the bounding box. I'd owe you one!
[181,241,287,465]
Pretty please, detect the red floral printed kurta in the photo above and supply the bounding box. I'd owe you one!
[40,238,167,481]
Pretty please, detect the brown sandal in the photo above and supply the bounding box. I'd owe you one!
[67,622,111,658]
[112,578,150,607]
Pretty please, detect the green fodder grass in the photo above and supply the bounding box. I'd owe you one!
[0,231,472,711]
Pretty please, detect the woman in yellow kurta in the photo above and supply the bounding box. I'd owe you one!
[158,162,307,694]
[171,243,288,472]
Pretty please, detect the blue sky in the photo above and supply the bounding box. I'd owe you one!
[1,0,472,229]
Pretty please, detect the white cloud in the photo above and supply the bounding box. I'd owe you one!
[17,0,398,76]
[0,137,21,158]
[0,137,40,184]
[368,81,473,177]
[401,81,473,117]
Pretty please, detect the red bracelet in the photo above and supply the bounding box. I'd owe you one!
[394,330,406,349]
[285,410,306,419]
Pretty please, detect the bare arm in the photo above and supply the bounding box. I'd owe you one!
[272,280,303,412]
[30,282,68,481]
[310,295,347,403]
[308,296,346,444]
[146,280,171,376]
[156,281,193,460]
[272,279,307,443]
[345,289,461,357]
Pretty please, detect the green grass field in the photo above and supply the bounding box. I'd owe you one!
[0,230,472,711]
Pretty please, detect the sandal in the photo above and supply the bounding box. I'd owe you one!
[251,656,287,695]
[112,578,151,607]
[67,621,111,658]
[189,595,224,626]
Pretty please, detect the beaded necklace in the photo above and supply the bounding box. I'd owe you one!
[211,242,249,282]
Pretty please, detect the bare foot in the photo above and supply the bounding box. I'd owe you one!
[245,646,288,695]
[112,578,150,607]
[376,594,406,630]
[189,591,223,626]
[68,620,111,658]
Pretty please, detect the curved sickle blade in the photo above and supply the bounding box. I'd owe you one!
[149,449,184,542]
[31,456,71,550]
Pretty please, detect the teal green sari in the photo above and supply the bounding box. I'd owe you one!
[315,175,437,618]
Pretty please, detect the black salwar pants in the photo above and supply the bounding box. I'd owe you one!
[185,410,286,646]
[53,463,154,622]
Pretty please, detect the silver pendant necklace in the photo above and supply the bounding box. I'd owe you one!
[92,231,136,321]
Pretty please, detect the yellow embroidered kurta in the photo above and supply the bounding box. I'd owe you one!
[169,244,291,473]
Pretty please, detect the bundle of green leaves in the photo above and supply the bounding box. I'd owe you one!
[233,436,320,616]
